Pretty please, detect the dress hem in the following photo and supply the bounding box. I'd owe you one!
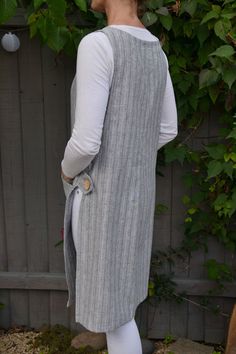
[73,293,148,333]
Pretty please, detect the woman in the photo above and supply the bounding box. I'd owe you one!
[61,0,178,353]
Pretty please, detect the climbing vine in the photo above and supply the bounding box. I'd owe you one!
[145,0,236,317]
[1,0,236,317]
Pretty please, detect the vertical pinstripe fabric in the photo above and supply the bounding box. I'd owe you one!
[62,26,167,333]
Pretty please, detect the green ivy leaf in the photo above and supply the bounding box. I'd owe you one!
[223,161,234,179]
[223,66,236,89]
[0,0,17,24]
[204,260,218,280]
[204,259,229,281]
[47,0,67,25]
[200,10,219,25]
[188,207,197,215]
[223,0,235,4]
[159,13,172,30]
[62,31,77,57]
[179,0,197,17]
[29,20,38,38]
[165,144,188,165]
[146,0,163,10]
[189,95,198,111]
[197,25,209,47]
[224,152,236,162]
[207,160,223,178]
[199,69,219,89]
[212,5,221,14]
[214,18,231,41]
[27,12,38,25]
[34,0,46,10]
[221,12,236,20]
[213,193,228,211]
[226,128,236,140]
[46,23,70,52]
[37,16,48,41]
[209,45,235,58]
[183,22,193,37]
[182,194,191,205]
[208,85,220,103]
[204,144,227,159]
[182,173,196,188]
[142,11,158,26]
[178,78,192,94]
[74,0,87,12]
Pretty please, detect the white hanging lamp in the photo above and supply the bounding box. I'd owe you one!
[1,32,20,52]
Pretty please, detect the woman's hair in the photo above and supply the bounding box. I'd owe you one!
[136,0,146,18]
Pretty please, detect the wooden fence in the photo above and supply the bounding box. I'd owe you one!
[0,13,235,343]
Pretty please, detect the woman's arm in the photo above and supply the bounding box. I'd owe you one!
[61,32,112,180]
[157,52,178,151]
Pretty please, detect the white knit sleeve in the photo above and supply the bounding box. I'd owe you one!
[157,51,178,150]
[61,32,113,178]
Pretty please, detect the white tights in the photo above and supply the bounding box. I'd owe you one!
[105,317,143,354]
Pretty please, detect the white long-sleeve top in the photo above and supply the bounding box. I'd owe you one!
[61,25,178,179]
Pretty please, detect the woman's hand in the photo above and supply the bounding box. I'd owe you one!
[61,169,74,184]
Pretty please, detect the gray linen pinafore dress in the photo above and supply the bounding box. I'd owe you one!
[61,26,167,333]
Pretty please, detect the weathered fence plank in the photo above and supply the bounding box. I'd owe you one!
[41,40,69,329]
[147,164,173,338]
[18,30,50,330]
[187,114,209,341]
[0,36,28,327]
